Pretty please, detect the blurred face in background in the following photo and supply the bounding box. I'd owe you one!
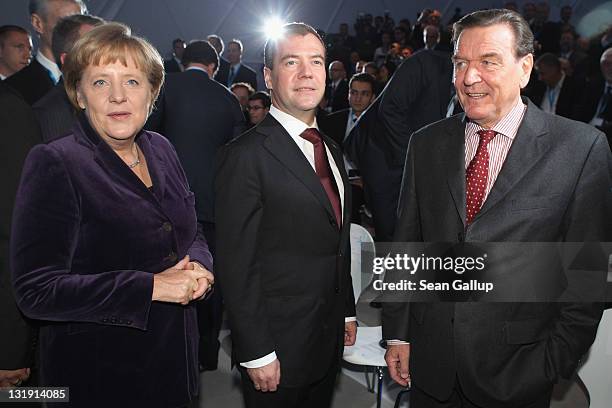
[0,31,32,77]
[232,85,250,109]
[31,0,83,55]
[226,42,242,65]
[173,40,185,59]
[348,80,374,116]
[247,99,269,125]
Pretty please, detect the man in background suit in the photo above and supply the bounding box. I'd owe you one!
[574,47,612,149]
[146,40,245,371]
[33,14,103,142]
[215,22,356,408]
[208,34,231,87]
[383,9,611,407]
[325,60,349,112]
[163,38,185,73]
[345,48,453,241]
[5,0,85,105]
[0,83,41,395]
[0,25,32,80]
[321,72,376,146]
[525,52,581,119]
[215,38,257,91]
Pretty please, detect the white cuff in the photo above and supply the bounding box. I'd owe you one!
[386,339,410,345]
[345,316,357,322]
[239,352,277,368]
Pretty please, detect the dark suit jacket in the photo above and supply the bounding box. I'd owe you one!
[11,114,212,407]
[326,79,349,112]
[146,69,246,224]
[319,108,349,146]
[378,49,454,167]
[0,83,41,370]
[574,79,612,149]
[4,58,54,105]
[345,49,453,240]
[163,57,182,73]
[524,75,582,120]
[33,79,77,142]
[382,99,612,407]
[213,56,231,86]
[215,114,355,387]
[216,62,258,90]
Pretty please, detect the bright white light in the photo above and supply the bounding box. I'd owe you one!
[263,17,285,40]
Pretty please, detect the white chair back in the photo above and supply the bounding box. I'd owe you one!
[349,223,375,303]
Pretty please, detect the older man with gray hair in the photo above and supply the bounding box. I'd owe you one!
[383,8,611,408]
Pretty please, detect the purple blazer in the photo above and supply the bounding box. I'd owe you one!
[10,114,212,407]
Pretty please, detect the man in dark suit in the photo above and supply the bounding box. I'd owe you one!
[383,9,611,408]
[320,72,376,146]
[215,22,356,408]
[0,83,41,392]
[525,52,581,119]
[325,60,349,112]
[146,40,245,371]
[574,47,612,149]
[33,14,103,142]
[345,48,453,241]
[0,25,32,80]
[163,38,185,73]
[5,0,85,105]
[215,38,257,90]
[208,34,231,87]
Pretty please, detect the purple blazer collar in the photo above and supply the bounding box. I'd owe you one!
[73,112,169,204]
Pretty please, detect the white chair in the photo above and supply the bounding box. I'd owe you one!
[577,308,612,408]
[344,224,387,408]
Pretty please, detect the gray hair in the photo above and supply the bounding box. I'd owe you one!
[452,9,534,59]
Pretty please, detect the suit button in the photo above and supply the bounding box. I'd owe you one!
[110,316,117,324]
[101,317,108,323]
[126,320,133,325]
[329,218,337,227]
[451,318,454,324]
[335,287,340,293]
[162,222,172,232]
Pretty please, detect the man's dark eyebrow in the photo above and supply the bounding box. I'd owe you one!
[452,52,502,61]
[279,53,325,61]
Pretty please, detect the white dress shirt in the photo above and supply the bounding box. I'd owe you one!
[240,105,356,369]
[539,74,565,114]
[36,52,61,84]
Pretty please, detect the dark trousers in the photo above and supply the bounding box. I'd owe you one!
[239,364,338,408]
[410,381,552,408]
[197,221,222,370]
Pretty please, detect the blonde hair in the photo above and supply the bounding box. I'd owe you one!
[63,22,164,113]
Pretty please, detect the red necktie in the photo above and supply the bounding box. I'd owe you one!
[465,129,496,226]
[300,128,342,228]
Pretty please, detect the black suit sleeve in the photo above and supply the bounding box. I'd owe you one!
[214,142,276,362]
[381,133,422,341]
[378,56,426,166]
[0,85,41,369]
[545,132,612,379]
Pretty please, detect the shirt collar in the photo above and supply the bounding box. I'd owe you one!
[36,52,61,83]
[230,62,242,71]
[0,73,6,81]
[466,97,526,140]
[186,66,209,76]
[269,105,318,139]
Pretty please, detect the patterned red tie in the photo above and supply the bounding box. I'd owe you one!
[300,128,342,228]
[465,129,496,226]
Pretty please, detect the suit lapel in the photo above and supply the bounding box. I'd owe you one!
[475,100,551,221]
[444,115,467,226]
[259,116,338,222]
[75,114,167,208]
